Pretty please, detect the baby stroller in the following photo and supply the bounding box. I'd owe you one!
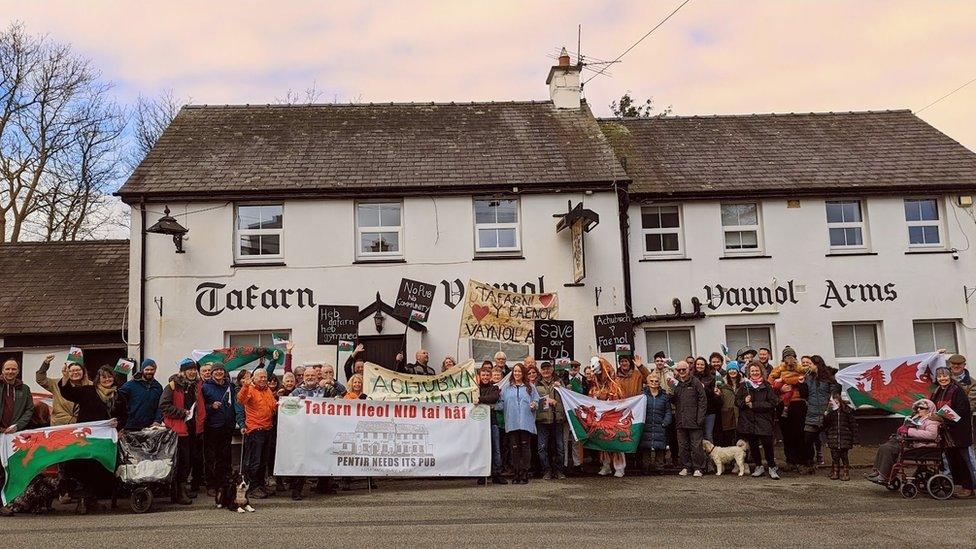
[112,427,178,513]
[882,425,953,500]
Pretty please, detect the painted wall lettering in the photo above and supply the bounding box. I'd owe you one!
[195,282,316,316]
[441,276,546,309]
[820,281,897,309]
[703,281,799,312]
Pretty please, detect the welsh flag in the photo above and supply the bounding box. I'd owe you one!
[191,345,284,372]
[836,352,943,416]
[1,421,117,504]
[556,387,645,452]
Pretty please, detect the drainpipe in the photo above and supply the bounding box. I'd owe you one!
[617,183,633,317]
[139,198,147,363]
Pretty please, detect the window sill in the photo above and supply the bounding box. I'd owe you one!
[353,258,407,264]
[472,255,525,261]
[905,249,952,255]
[719,254,771,260]
[825,251,877,257]
[639,257,690,262]
[232,261,286,268]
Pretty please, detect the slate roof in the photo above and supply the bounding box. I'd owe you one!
[118,101,627,200]
[599,110,976,197]
[0,240,129,336]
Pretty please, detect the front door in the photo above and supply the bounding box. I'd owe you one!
[358,335,405,371]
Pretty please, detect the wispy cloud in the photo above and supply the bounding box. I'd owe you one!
[4,0,975,149]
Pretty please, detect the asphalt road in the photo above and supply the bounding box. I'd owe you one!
[3,473,974,548]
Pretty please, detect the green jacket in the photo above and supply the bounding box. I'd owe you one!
[534,377,565,424]
[0,380,35,432]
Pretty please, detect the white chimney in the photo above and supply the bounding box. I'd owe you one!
[546,47,581,110]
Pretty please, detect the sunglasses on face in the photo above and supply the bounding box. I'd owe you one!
[675,368,688,372]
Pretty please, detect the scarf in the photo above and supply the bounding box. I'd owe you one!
[96,383,117,405]
[747,377,765,389]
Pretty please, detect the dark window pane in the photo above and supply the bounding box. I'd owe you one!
[919,199,938,221]
[843,202,862,222]
[240,235,261,255]
[662,233,679,251]
[642,211,661,229]
[904,200,921,222]
[829,228,847,247]
[645,234,663,252]
[908,226,924,244]
[660,210,679,228]
[922,225,940,244]
[260,234,280,255]
[846,228,863,246]
[826,202,843,223]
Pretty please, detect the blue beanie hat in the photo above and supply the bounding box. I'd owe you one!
[178,357,199,372]
[139,358,156,372]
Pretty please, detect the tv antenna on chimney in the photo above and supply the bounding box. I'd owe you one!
[546,26,621,87]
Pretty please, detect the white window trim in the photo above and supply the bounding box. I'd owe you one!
[234,203,284,262]
[725,324,775,354]
[356,201,404,260]
[905,197,946,250]
[721,201,764,256]
[223,330,291,347]
[640,203,684,258]
[473,198,522,254]
[832,321,883,368]
[826,199,870,252]
[912,319,960,354]
[644,327,696,358]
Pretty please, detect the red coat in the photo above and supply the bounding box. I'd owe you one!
[161,378,206,436]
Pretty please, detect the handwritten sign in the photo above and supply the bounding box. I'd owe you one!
[459,280,558,345]
[534,320,574,362]
[363,359,479,403]
[393,278,436,323]
[593,313,634,353]
[318,305,359,345]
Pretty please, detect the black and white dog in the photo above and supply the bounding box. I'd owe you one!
[215,474,255,513]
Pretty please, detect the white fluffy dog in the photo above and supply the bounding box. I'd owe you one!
[702,439,750,476]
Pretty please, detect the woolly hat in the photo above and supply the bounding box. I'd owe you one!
[781,346,797,360]
[208,361,226,371]
[947,354,966,365]
[178,357,199,372]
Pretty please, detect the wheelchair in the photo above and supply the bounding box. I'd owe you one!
[880,426,953,500]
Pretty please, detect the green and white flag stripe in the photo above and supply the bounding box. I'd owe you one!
[1,420,117,504]
[556,388,645,453]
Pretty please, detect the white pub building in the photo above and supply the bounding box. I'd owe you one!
[118,54,976,383]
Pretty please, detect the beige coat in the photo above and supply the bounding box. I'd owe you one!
[36,361,79,426]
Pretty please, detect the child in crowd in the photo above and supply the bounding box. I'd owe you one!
[822,392,857,481]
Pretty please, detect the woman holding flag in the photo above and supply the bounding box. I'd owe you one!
[931,366,974,498]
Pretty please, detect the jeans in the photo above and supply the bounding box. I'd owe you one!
[537,422,566,474]
[490,423,502,474]
[676,428,705,471]
[509,430,532,478]
[243,429,270,488]
[702,414,716,443]
[204,425,233,489]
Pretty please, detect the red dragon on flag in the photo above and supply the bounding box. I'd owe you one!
[837,353,942,416]
[12,426,93,466]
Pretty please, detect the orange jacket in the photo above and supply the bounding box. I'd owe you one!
[613,364,651,399]
[237,383,277,433]
[768,363,806,402]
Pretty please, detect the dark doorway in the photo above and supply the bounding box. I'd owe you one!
[358,335,405,371]
[81,347,127,382]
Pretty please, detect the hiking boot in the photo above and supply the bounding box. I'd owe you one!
[952,488,974,499]
[248,487,269,500]
[768,467,781,480]
[678,468,688,477]
[839,467,850,482]
[692,470,703,477]
[828,464,840,480]
[751,466,766,477]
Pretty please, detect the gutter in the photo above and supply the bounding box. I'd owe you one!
[139,199,147,363]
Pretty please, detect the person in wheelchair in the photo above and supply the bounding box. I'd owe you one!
[867,398,941,484]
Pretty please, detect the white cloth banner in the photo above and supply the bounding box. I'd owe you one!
[274,397,491,477]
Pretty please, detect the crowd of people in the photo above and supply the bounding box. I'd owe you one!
[1,342,974,517]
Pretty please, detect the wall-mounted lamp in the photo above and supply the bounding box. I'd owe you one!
[146,206,188,253]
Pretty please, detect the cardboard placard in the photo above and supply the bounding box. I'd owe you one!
[534,320,574,362]
[593,313,634,353]
[318,305,359,345]
[393,278,437,323]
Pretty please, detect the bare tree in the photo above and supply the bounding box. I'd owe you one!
[276,80,325,104]
[128,88,181,171]
[0,23,125,243]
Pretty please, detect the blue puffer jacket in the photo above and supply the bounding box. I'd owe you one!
[639,389,672,450]
[117,377,163,430]
[804,378,840,427]
[202,379,238,429]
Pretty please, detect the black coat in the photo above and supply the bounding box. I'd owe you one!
[695,372,722,415]
[479,382,500,425]
[931,383,973,447]
[822,406,858,450]
[671,377,706,429]
[735,382,777,436]
[59,380,116,423]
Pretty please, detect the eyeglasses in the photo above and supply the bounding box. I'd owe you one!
[914,406,929,411]
[675,368,688,372]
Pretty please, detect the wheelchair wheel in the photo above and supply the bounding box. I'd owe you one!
[885,476,901,491]
[914,466,933,485]
[130,486,153,513]
[926,474,953,500]
[900,482,918,499]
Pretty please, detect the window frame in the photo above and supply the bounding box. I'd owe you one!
[224,330,291,349]
[355,200,404,260]
[720,201,764,256]
[825,199,869,252]
[912,319,959,354]
[470,338,530,363]
[234,203,285,262]
[644,327,695,360]
[473,197,522,255]
[724,324,774,356]
[832,321,882,368]
[904,197,945,250]
[640,203,684,259]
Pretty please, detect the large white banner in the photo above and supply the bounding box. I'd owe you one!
[274,397,491,477]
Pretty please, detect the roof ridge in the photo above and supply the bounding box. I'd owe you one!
[184,100,558,109]
[598,109,913,122]
[0,239,129,246]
